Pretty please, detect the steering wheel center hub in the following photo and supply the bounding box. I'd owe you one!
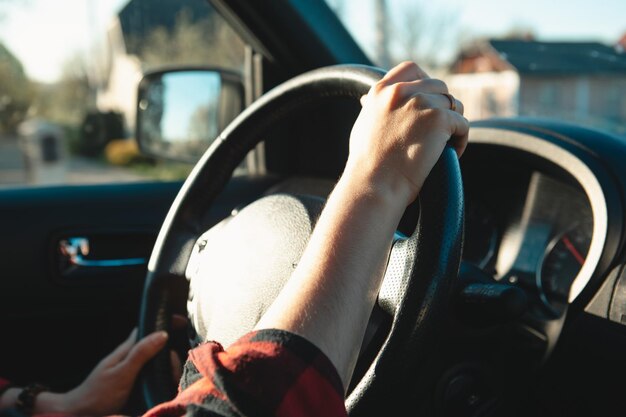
[186,193,325,347]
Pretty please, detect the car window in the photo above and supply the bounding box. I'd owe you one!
[326,0,626,138]
[0,0,245,188]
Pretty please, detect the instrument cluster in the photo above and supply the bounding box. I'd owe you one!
[464,170,593,313]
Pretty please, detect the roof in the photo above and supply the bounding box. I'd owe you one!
[488,39,626,75]
[618,33,626,53]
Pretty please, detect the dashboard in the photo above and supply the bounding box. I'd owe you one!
[273,119,614,324]
[461,138,598,316]
[272,111,624,415]
[465,169,592,313]
[206,118,626,415]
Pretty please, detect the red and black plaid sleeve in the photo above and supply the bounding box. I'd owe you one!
[144,329,347,417]
[0,378,11,396]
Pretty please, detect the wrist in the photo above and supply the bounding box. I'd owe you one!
[0,387,20,409]
[33,391,70,415]
[340,160,416,212]
[0,386,78,415]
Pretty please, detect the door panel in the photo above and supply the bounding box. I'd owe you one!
[0,181,180,388]
[0,175,278,389]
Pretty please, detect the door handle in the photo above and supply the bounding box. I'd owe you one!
[59,237,147,267]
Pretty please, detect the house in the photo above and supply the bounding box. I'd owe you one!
[445,39,626,137]
[617,33,626,53]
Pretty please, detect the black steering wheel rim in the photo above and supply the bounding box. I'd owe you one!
[138,64,464,414]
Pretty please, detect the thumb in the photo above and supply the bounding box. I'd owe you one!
[119,331,168,373]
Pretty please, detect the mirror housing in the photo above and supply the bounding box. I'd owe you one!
[136,67,243,163]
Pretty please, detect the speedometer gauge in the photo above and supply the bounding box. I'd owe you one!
[537,221,593,308]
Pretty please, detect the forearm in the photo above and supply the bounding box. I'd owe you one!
[255,170,408,388]
[258,61,468,391]
[34,392,68,414]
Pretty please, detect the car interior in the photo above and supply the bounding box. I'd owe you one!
[1,0,626,416]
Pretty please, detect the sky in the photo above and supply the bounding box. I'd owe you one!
[0,0,625,82]
[335,0,626,64]
[0,0,127,82]
[161,72,221,141]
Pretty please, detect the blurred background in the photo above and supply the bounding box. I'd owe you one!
[0,0,245,187]
[0,0,624,187]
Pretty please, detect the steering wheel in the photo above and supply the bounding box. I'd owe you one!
[138,65,464,415]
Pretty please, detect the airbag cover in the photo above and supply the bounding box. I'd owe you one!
[186,193,325,347]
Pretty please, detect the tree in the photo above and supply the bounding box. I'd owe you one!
[502,24,536,40]
[396,2,460,69]
[374,0,392,69]
[187,102,218,143]
[0,42,33,133]
[138,9,245,72]
[371,0,461,70]
[30,52,94,126]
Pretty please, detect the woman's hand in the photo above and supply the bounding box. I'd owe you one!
[346,61,469,208]
[47,328,169,416]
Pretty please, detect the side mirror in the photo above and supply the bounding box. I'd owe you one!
[136,68,243,163]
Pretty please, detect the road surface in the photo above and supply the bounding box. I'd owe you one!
[0,136,144,187]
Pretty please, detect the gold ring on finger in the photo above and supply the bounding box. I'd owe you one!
[442,93,457,112]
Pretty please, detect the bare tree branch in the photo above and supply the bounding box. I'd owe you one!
[374,0,392,68]
[392,1,461,69]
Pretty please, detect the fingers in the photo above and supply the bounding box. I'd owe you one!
[171,314,189,330]
[116,331,168,374]
[381,61,429,84]
[395,79,463,115]
[170,350,183,384]
[453,96,464,115]
[438,92,464,115]
[366,63,464,115]
[363,62,431,106]
[410,92,464,115]
[447,111,470,158]
[363,60,469,158]
[102,328,138,365]
[400,78,449,95]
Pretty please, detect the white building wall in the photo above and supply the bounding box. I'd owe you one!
[95,18,143,134]
[443,70,520,121]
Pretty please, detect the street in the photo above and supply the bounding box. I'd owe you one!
[0,136,144,187]
[0,136,27,185]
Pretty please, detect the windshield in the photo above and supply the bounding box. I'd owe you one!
[326,0,626,137]
[0,1,624,189]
